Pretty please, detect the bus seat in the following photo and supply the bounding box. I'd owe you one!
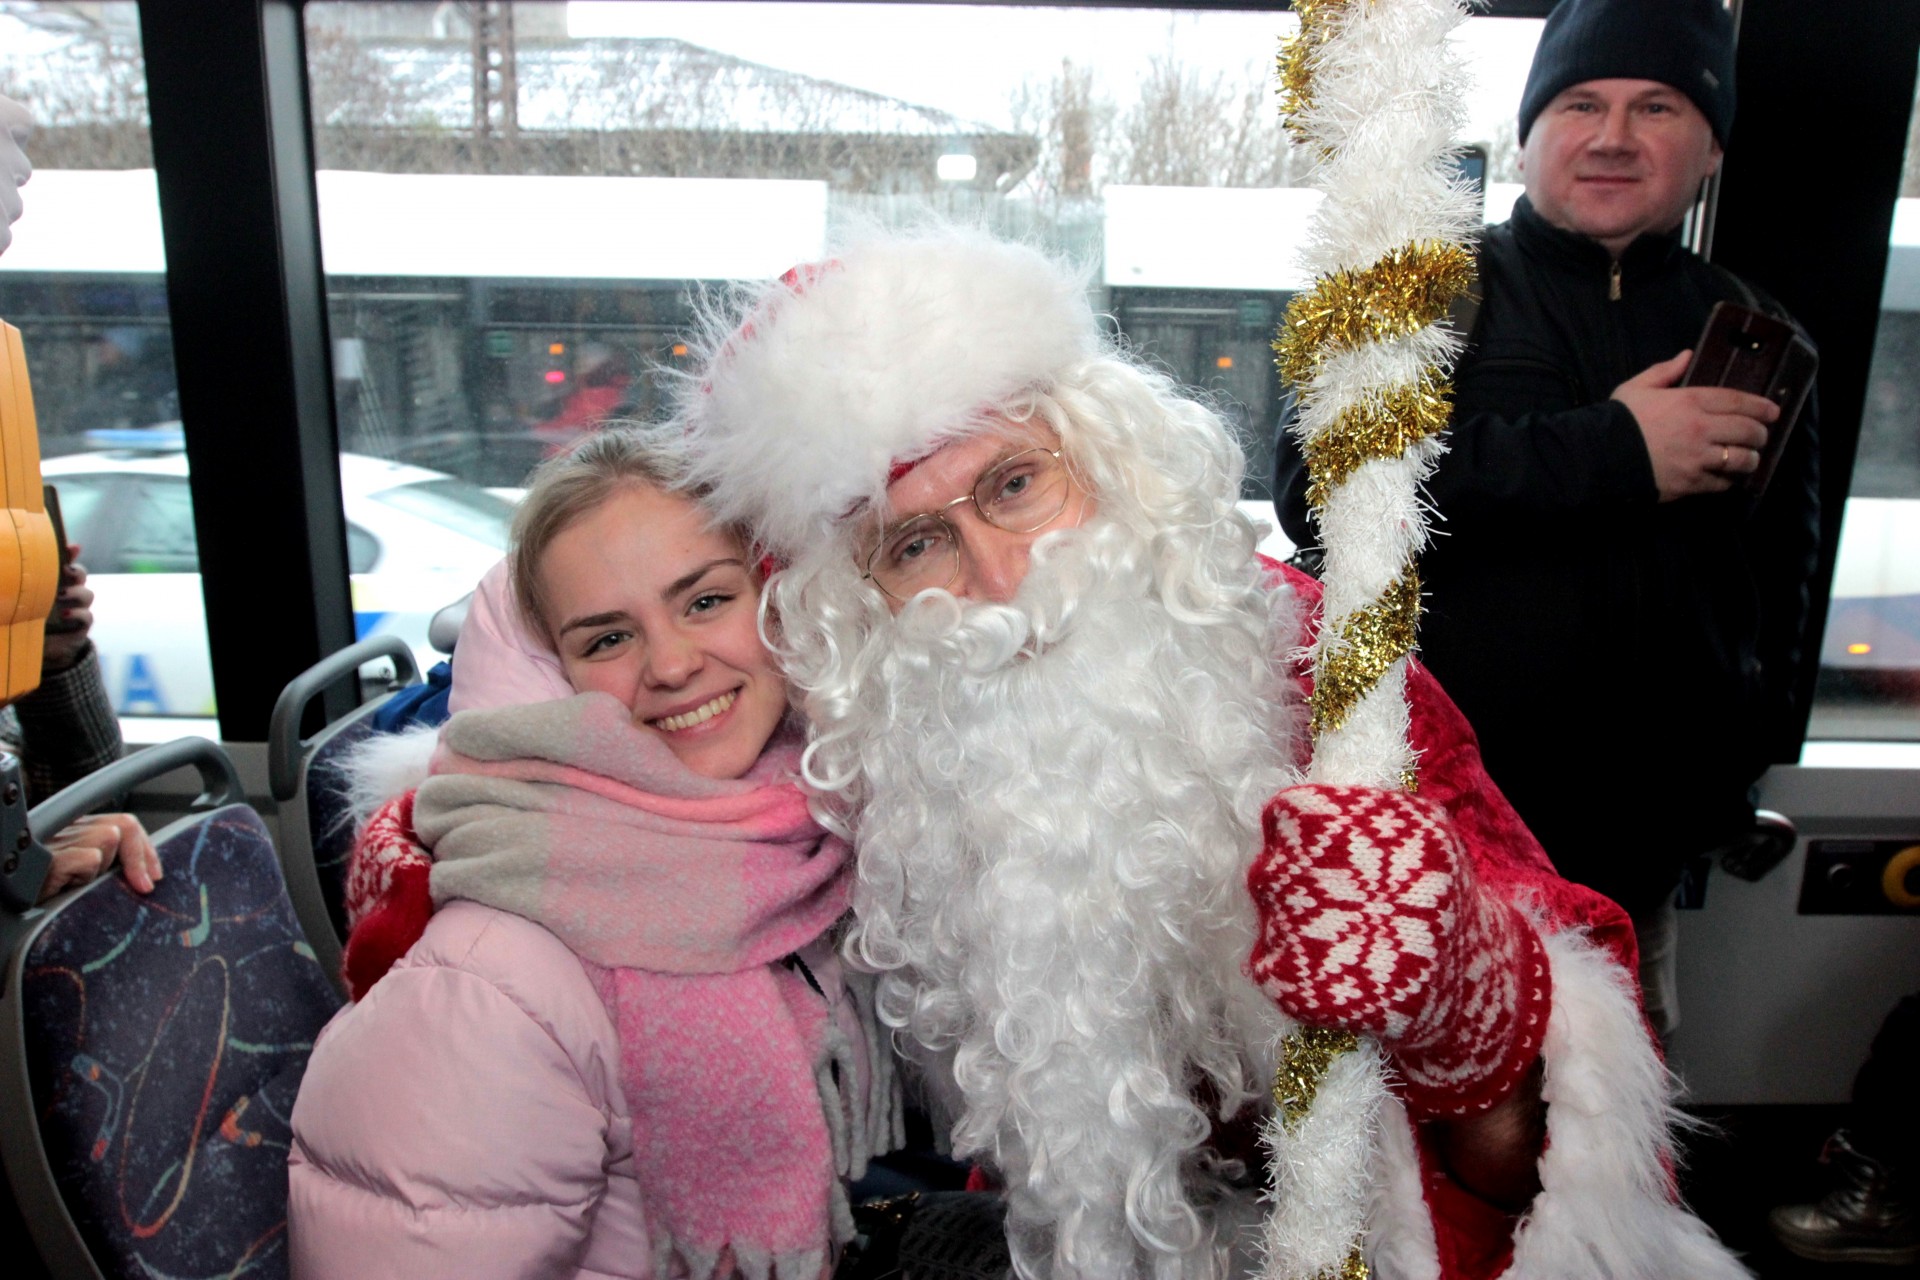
[427,589,470,655]
[0,737,342,1280]
[267,635,422,993]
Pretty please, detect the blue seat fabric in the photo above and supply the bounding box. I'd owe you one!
[22,804,342,1280]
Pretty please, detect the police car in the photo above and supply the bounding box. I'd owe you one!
[42,441,512,717]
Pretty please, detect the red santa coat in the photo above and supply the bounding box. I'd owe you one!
[1275,563,1747,1280]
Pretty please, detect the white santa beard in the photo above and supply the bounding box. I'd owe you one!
[836,519,1301,1280]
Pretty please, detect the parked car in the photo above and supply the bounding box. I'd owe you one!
[41,444,513,717]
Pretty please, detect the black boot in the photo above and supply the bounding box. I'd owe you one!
[1769,1129,1919,1265]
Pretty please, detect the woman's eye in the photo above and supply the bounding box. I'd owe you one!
[689,592,733,614]
[583,631,629,656]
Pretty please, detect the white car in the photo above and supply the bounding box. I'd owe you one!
[41,446,514,717]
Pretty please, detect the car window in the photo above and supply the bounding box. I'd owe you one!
[367,478,514,550]
[44,475,115,554]
[112,475,199,573]
[346,521,380,574]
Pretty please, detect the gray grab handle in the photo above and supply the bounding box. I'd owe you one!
[29,736,247,842]
[267,635,421,801]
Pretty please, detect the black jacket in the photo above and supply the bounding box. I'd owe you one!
[1274,195,1822,914]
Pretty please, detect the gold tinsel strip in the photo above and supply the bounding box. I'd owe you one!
[1324,1251,1371,1280]
[1273,240,1476,388]
[1277,0,1356,144]
[1274,1026,1362,1130]
[1328,1251,1374,1280]
[1310,565,1421,737]
[1301,372,1453,511]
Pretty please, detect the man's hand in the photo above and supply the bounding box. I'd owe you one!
[39,813,162,902]
[1613,350,1779,501]
[1247,784,1550,1120]
[0,94,31,257]
[43,550,95,675]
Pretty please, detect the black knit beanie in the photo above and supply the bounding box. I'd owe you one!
[1518,0,1736,145]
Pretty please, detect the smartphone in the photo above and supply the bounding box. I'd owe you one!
[1680,301,1818,496]
[42,482,84,634]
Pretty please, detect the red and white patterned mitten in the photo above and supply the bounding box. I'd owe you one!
[340,790,434,1001]
[1247,784,1551,1118]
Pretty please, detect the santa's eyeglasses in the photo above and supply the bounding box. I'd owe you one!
[860,447,1071,601]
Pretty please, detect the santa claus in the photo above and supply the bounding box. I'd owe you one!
[671,228,1752,1280]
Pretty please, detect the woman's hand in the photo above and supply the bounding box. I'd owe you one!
[39,812,162,902]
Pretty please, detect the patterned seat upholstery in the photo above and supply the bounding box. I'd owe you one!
[16,804,342,1279]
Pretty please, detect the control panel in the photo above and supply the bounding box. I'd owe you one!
[1799,838,1920,915]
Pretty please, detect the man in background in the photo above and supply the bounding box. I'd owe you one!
[1276,0,1821,1039]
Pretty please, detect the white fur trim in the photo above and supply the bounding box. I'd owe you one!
[1365,1093,1441,1280]
[1355,927,1751,1279]
[683,229,1100,560]
[337,722,438,834]
[1506,929,1752,1279]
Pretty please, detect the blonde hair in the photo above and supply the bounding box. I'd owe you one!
[509,423,743,639]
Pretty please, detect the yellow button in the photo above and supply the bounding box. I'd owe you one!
[1883,845,1920,909]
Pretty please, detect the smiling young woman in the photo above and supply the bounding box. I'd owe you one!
[289,426,891,1280]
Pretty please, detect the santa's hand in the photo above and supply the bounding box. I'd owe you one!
[340,791,434,1000]
[1247,784,1550,1118]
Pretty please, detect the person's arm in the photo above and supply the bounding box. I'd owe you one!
[288,959,611,1278]
[1276,365,1657,539]
[14,554,124,799]
[340,791,434,1000]
[1433,346,1782,520]
[1426,394,1657,520]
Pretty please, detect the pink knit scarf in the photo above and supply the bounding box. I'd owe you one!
[412,693,852,1280]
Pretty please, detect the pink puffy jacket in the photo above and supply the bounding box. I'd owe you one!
[289,900,650,1278]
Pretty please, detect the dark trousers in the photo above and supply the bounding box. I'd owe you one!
[1853,994,1920,1171]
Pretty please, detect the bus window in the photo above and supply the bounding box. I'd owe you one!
[1807,63,1920,744]
[297,2,1554,567]
[0,1,214,720]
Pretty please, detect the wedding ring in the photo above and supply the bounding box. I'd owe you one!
[1721,444,1730,469]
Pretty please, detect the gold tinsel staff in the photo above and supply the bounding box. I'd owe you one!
[1258,1,1480,1277]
